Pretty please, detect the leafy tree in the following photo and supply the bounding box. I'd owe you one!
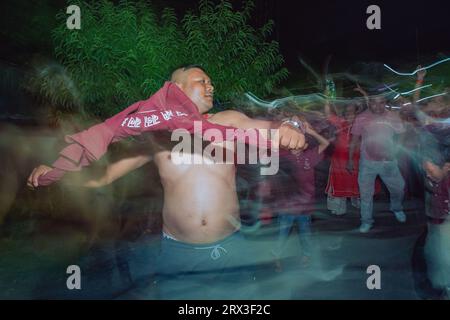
[46,0,288,118]
[182,0,288,102]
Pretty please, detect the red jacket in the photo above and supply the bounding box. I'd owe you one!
[39,82,270,186]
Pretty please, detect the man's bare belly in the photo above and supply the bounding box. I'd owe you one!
[154,151,240,244]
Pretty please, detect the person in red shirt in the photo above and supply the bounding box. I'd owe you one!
[325,99,362,215]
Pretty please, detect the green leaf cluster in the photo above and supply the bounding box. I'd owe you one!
[49,0,288,117]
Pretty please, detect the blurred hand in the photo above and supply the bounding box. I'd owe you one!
[277,122,306,150]
[27,165,52,189]
[354,83,367,96]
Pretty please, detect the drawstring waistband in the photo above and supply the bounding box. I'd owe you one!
[162,231,238,260]
[194,244,228,260]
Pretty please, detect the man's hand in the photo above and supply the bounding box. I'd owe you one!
[27,165,52,189]
[354,83,368,96]
[277,122,306,150]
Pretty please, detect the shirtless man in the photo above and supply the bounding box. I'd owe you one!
[27,65,306,299]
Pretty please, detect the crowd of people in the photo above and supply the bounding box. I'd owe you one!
[252,67,450,297]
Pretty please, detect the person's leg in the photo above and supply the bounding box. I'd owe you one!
[273,214,295,257]
[327,194,347,215]
[440,219,450,296]
[379,161,406,222]
[156,232,259,300]
[351,196,361,209]
[424,221,446,293]
[425,219,450,294]
[214,232,260,299]
[155,235,220,299]
[297,214,312,260]
[358,158,379,229]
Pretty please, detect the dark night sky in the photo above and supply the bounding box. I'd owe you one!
[163,0,450,71]
[268,0,450,71]
[1,0,450,71]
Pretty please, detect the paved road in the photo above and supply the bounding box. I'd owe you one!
[0,196,445,299]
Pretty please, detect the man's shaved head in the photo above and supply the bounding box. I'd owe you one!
[170,68,186,83]
[170,64,207,84]
[168,64,214,114]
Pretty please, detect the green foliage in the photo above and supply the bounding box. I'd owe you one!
[183,0,288,103]
[50,0,288,117]
[52,0,184,117]
[25,60,82,111]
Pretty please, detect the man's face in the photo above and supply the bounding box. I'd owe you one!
[178,68,214,114]
[369,97,386,115]
[344,104,357,122]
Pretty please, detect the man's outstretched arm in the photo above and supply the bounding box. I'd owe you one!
[208,110,306,150]
[354,83,369,108]
[84,155,152,187]
[27,82,202,187]
[304,121,330,154]
[27,155,152,189]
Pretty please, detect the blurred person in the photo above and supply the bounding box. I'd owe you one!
[325,96,363,215]
[347,94,407,233]
[325,86,382,215]
[27,65,306,299]
[272,118,330,270]
[422,158,450,298]
[419,120,450,298]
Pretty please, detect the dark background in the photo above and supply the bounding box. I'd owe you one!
[1,0,450,78]
[270,0,450,69]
